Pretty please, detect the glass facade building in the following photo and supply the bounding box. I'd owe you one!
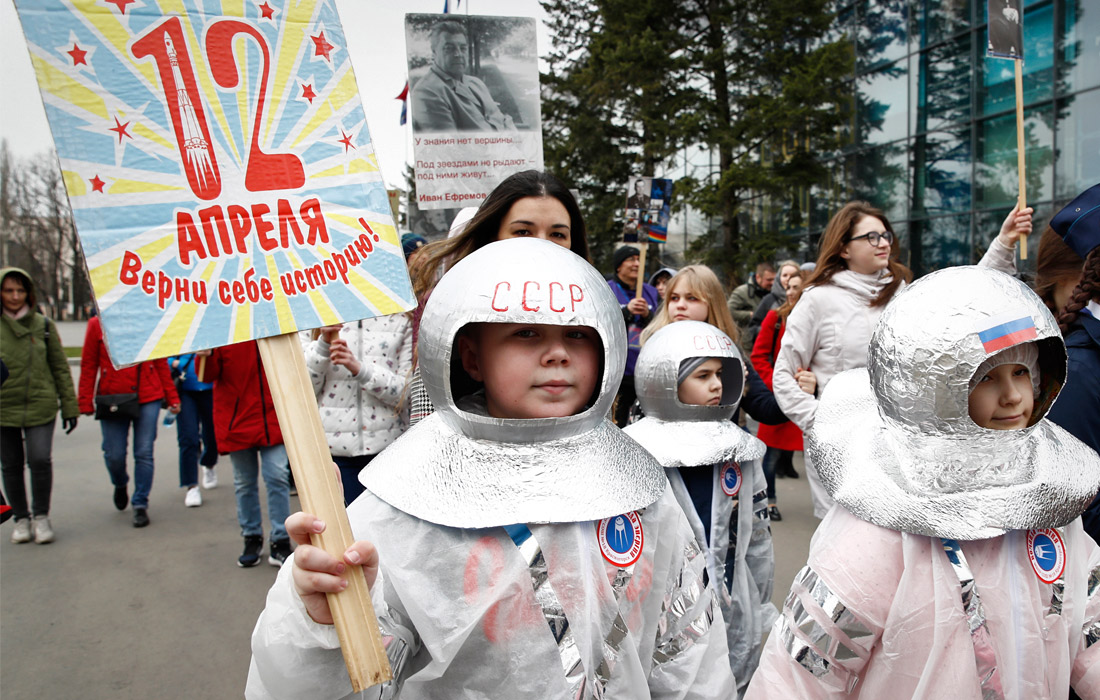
[745,0,1100,276]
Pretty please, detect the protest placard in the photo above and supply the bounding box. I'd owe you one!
[624,177,673,296]
[405,13,543,210]
[13,0,400,689]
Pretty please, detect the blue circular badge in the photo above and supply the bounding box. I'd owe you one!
[1027,529,1065,584]
[721,461,742,497]
[597,512,644,567]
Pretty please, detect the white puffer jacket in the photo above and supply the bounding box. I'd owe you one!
[304,315,413,457]
[773,237,1017,431]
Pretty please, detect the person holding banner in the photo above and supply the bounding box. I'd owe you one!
[1,268,79,544]
[248,239,735,699]
[608,245,659,427]
[411,20,517,133]
[79,314,179,528]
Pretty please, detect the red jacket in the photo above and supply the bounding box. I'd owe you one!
[78,316,179,414]
[205,340,283,453]
[750,309,803,451]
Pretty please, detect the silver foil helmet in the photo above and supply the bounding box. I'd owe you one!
[625,321,764,468]
[809,265,1100,539]
[635,320,744,421]
[419,237,625,442]
[362,238,667,528]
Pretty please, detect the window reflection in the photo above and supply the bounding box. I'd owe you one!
[913,128,972,217]
[849,142,909,222]
[1061,0,1100,92]
[1054,88,1100,199]
[976,104,1053,209]
[910,214,971,274]
[857,0,908,71]
[911,34,971,134]
[858,61,909,144]
[909,0,971,50]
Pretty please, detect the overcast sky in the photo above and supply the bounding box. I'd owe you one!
[0,0,551,190]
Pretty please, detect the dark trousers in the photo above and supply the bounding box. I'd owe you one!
[176,389,218,487]
[762,446,793,502]
[1,421,56,519]
[334,454,375,507]
[613,375,637,428]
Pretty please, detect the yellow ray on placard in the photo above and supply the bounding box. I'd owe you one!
[157,0,243,166]
[311,159,377,178]
[73,3,159,86]
[346,268,406,315]
[261,253,294,333]
[329,213,399,247]
[30,55,109,121]
[291,99,334,148]
[285,250,339,326]
[265,0,319,142]
[132,122,175,151]
[89,232,177,297]
[232,259,253,342]
[147,261,218,358]
[62,171,87,197]
[109,178,188,194]
[324,67,360,113]
[222,0,245,20]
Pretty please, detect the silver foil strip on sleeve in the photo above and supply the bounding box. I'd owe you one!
[792,567,875,656]
[653,537,713,666]
[775,614,859,693]
[783,589,861,663]
[1084,620,1100,649]
[517,532,589,695]
[1088,564,1100,598]
[941,539,1005,700]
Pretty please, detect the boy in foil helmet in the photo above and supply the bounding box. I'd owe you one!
[246,238,735,699]
[746,266,1100,699]
[624,321,775,696]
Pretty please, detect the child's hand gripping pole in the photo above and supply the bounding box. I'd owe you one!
[257,334,393,692]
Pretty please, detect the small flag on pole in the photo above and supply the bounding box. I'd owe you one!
[397,82,409,125]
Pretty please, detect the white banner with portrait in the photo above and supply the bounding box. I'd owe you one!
[405,13,543,210]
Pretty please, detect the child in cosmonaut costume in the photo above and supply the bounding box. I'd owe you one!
[745,266,1100,699]
[246,238,736,699]
[623,321,776,696]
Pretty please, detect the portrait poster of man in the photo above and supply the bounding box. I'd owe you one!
[626,176,652,212]
[406,14,544,210]
[987,0,1023,59]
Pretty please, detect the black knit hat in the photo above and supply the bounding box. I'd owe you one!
[613,245,640,273]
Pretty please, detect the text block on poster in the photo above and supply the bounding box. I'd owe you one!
[13,0,414,366]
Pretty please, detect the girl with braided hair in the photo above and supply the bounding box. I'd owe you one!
[1037,183,1100,544]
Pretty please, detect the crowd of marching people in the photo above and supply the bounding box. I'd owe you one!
[4,170,1100,698]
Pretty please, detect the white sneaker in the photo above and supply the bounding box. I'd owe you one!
[10,518,31,544]
[184,486,203,507]
[201,466,218,490]
[33,515,54,544]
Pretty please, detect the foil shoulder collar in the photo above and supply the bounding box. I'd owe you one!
[809,369,1100,540]
[361,414,668,528]
[623,417,766,468]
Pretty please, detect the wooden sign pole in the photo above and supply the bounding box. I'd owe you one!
[635,242,648,300]
[257,334,392,692]
[1015,60,1028,259]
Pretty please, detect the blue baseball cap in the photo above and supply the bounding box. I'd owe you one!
[1050,183,1100,258]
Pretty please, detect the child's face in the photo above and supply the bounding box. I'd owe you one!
[677,358,723,406]
[458,323,601,419]
[968,363,1034,430]
[667,282,709,323]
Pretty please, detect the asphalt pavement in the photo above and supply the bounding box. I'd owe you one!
[1,365,820,698]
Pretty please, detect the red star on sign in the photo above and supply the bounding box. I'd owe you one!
[301,83,317,104]
[258,1,275,19]
[311,31,334,61]
[338,130,355,152]
[109,116,132,144]
[90,175,105,193]
[105,0,135,14]
[67,44,88,66]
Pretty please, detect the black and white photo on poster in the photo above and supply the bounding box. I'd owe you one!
[987,0,1023,59]
[405,13,543,210]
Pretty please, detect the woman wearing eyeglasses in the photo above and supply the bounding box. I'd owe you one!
[772,200,1031,517]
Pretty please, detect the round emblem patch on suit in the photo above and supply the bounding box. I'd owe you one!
[720,461,742,497]
[1027,528,1066,584]
[597,511,644,568]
